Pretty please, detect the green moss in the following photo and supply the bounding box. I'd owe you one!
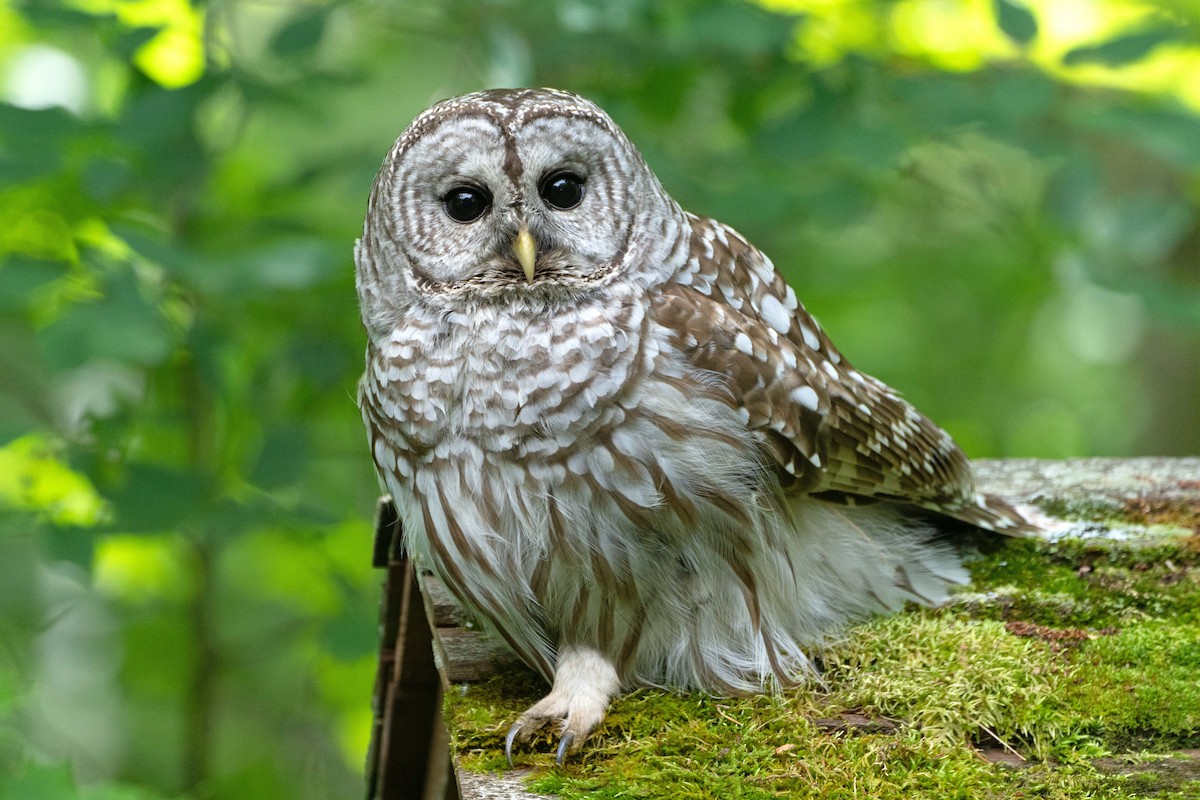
[963,532,1200,628]
[824,615,1085,760]
[1061,622,1200,748]
[443,523,1200,798]
[444,669,544,773]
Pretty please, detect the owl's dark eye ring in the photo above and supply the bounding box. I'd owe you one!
[443,185,492,223]
[539,170,585,210]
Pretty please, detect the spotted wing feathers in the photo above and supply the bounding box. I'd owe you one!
[656,214,1033,536]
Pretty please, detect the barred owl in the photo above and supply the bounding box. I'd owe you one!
[356,88,1032,764]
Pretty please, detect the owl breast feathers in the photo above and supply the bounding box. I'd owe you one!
[356,88,1032,761]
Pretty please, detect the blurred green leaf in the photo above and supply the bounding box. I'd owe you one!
[1069,104,1200,169]
[16,5,104,31]
[1118,275,1200,328]
[321,600,377,660]
[0,761,75,800]
[82,784,175,800]
[0,326,51,444]
[82,159,135,204]
[250,426,308,490]
[983,71,1055,128]
[270,8,330,58]
[117,84,202,149]
[0,759,175,800]
[0,104,78,182]
[686,2,794,57]
[994,0,1038,46]
[101,464,208,533]
[286,334,351,388]
[43,525,96,569]
[247,238,342,290]
[0,258,69,312]
[115,80,212,191]
[0,521,43,622]
[1063,25,1184,66]
[123,613,195,698]
[37,273,174,370]
[110,26,161,62]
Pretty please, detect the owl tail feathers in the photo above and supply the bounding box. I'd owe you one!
[779,501,972,625]
[672,500,974,694]
[934,492,1042,537]
[625,501,976,696]
[832,506,971,613]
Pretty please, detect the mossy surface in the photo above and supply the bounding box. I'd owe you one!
[444,516,1200,799]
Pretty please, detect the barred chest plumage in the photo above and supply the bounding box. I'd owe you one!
[359,280,802,688]
[369,290,643,459]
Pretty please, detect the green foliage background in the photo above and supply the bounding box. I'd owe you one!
[0,0,1197,798]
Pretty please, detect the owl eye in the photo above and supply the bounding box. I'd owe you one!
[539,171,585,210]
[443,185,492,223]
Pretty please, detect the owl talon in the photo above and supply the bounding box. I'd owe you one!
[501,647,619,767]
[555,731,575,765]
[503,719,578,767]
[504,715,549,767]
[504,722,523,768]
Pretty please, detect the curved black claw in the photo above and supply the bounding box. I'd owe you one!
[504,722,523,768]
[555,731,575,765]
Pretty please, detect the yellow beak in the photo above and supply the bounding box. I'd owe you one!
[513,228,537,283]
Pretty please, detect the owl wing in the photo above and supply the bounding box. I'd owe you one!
[653,213,1032,535]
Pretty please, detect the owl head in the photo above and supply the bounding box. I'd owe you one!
[356,88,685,334]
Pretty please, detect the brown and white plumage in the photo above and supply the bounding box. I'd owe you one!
[355,88,1032,763]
